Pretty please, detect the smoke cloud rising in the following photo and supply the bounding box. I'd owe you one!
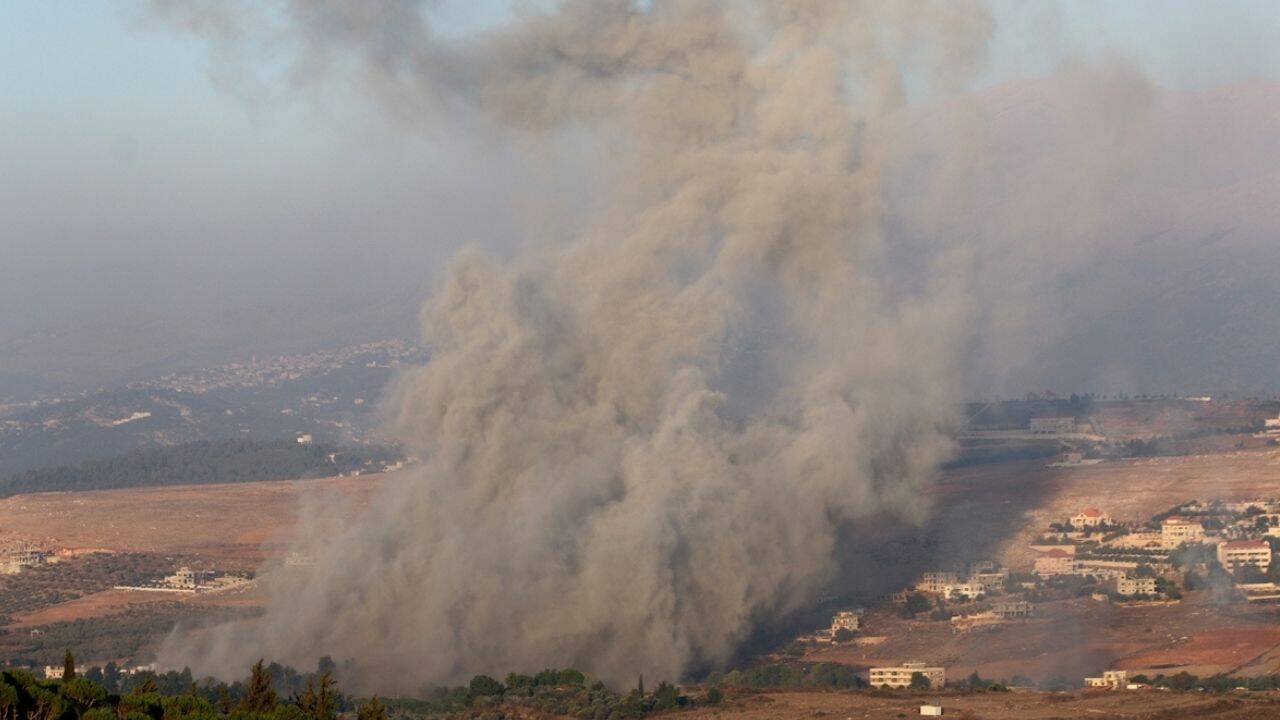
[158,0,999,690]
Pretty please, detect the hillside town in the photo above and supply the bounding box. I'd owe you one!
[808,494,1280,690]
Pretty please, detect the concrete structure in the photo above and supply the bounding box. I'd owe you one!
[1217,540,1272,572]
[1084,670,1128,690]
[1265,415,1280,435]
[1030,416,1076,435]
[1034,548,1075,576]
[971,571,1009,588]
[1161,516,1205,548]
[870,662,945,689]
[920,705,944,716]
[162,566,215,589]
[1075,559,1140,579]
[1072,508,1111,528]
[941,581,987,601]
[992,600,1033,619]
[1116,576,1158,596]
[43,666,63,680]
[1238,582,1280,602]
[916,572,959,594]
[830,610,860,634]
[1,543,47,575]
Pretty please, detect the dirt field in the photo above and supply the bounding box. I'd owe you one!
[683,688,1280,720]
[0,474,382,568]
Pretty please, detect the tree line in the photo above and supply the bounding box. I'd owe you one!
[0,440,401,498]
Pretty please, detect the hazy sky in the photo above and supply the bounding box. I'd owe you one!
[2,0,1279,392]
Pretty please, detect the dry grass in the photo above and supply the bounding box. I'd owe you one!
[0,474,381,568]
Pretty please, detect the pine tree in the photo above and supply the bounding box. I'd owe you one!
[217,686,233,714]
[62,650,75,681]
[297,672,337,720]
[240,660,278,713]
[356,696,386,720]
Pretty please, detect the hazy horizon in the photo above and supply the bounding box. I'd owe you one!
[5,1,1280,400]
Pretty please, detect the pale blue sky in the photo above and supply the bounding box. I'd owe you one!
[4,1,1278,165]
[1,0,1278,391]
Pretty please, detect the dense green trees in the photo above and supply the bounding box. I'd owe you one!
[0,440,400,498]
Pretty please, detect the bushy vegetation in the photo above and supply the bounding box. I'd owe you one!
[1130,672,1280,692]
[404,667,709,718]
[0,658,354,720]
[717,662,864,690]
[5,605,260,666]
[0,440,400,498]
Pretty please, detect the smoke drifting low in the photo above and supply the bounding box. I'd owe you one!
[158,0,996,690]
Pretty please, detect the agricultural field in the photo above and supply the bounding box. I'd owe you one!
[0,473,382,667]
[681,687,1280,720]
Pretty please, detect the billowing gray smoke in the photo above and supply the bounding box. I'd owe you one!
[157,0,995,691]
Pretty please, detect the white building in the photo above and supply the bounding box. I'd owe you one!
[1034,548,1075,576]
[1,543,47,575]
[1072,508,1111,528]
[970,570,1009,589]
[941,581,988,601]
[869,662,945,689]
[916,572,959,594]
[1116,576,1158,596]
[1217,540,1272,573]
[1161,517,1205,548]
[993,600,1033,618]
[43,666,64,680]
[1084,670,1128,690]
[830,610,860,634]
[1264,415,1280,435]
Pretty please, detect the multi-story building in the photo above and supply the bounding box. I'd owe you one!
[1116,576,1158,596]
[1034,548,1075,576]
[915,572,959,594]
[1072,508,1111,528]
[941,581,987,601]
[1,543,47,575]
[1084,670,1128,689]
[992,600,1033,618]
[869,662,945,689]
[830,610,860,634]
[1161,517,1205,548]
[1217,540,1272,572]
[970,569,1009,588]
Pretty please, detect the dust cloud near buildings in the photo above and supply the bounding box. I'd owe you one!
[148,0,1166,693]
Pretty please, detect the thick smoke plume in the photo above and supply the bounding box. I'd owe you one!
[157,0,994,691]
